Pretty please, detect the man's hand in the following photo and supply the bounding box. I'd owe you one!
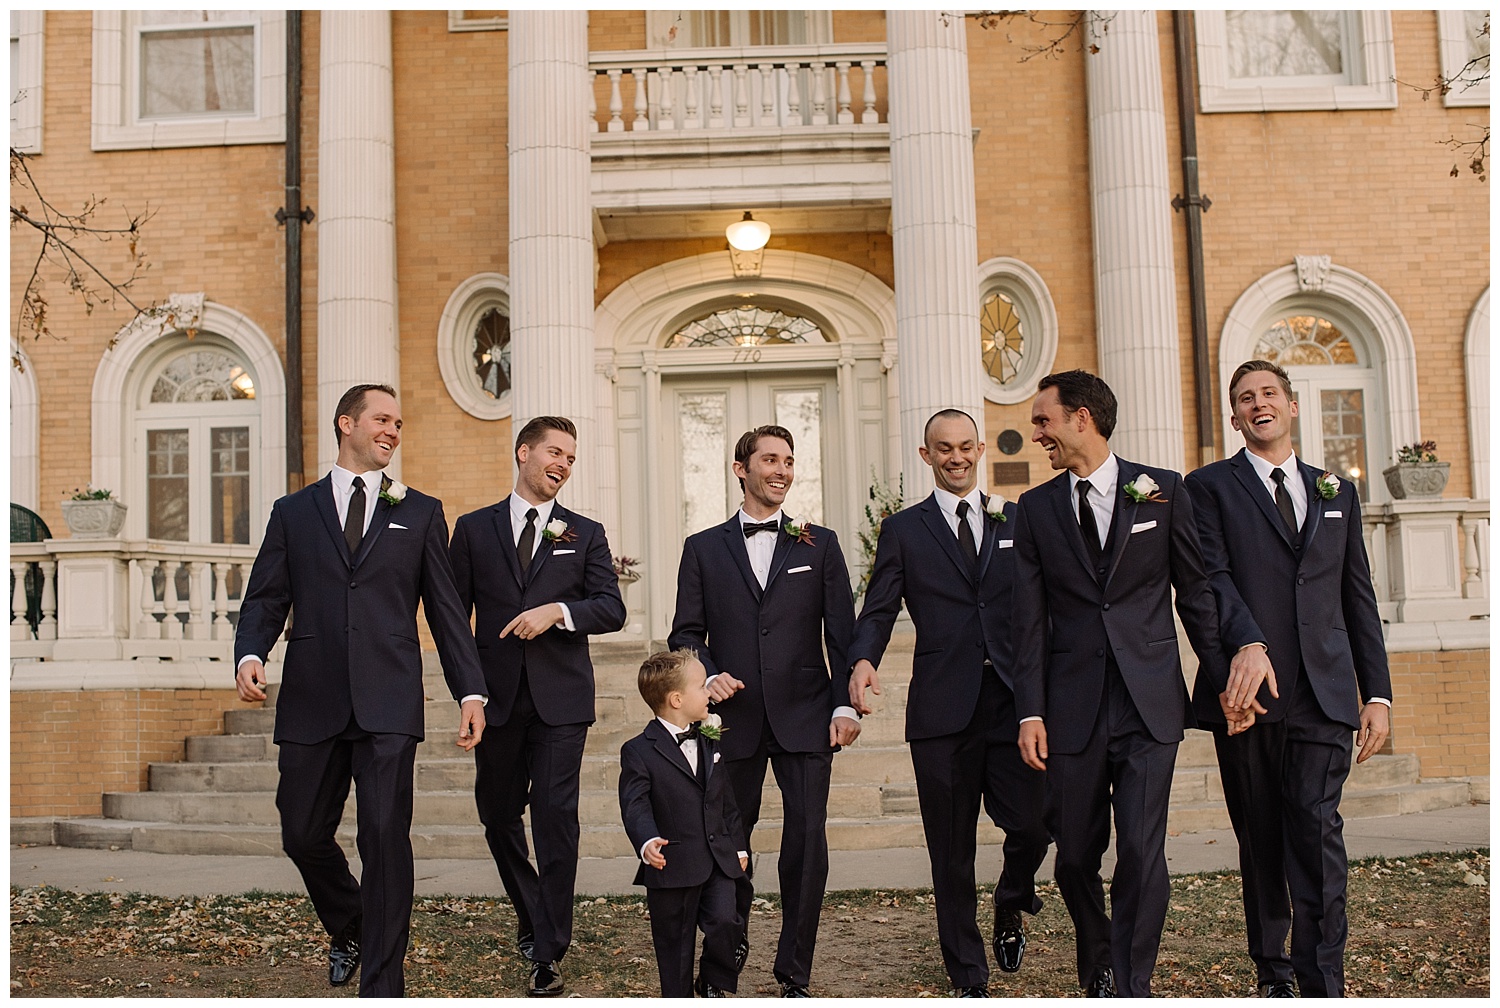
[1219,690,1265,737]
[850,659,881,716]
[236,659,268,703]
[643,837,668,869]
[1226,643,1278,711]
[500,603,565,641]
[1018,720,1048,771]
[829,715,861,748]
[707,673,746,703]
[457,698,486,751]
[738,854,749,871]
[1355,702,1391,764]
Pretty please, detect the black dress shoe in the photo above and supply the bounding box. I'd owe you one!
[733,937,749,973]
[992,909,1026,973]
[1259,981,1296,997]
[780,983,811,997]
[517,930,535,961]
[1086,968,1116,997]
[528,960,564,997]
[696,976,729,997]
[328,918,361,987]
[953,985,990,997]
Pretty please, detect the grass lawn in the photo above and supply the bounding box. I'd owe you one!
[10,850,1488,997]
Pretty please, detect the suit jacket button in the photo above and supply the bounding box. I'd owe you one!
[708,834,715,840]
[761,628,769,636]
[979,602,986,609]
[1096,648,1105,657]
[1298,577,1305,585]
[1102,603,1110,611]
[349,581,357,589]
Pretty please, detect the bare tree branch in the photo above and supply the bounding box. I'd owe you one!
[959,11,1114,61]
[1394,13,1489,181]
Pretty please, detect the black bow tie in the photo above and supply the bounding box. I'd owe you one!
[674,724,701,745]
[743,520,780,538]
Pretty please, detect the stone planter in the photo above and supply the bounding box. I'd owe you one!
[60,498,127,538]
[1382,462,1450,500]
[616,569,641,586]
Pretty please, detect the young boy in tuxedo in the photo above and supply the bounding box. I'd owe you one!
[619,649,749,998]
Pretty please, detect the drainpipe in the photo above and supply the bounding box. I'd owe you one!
[275,11,314,491]
[1171,11,1215,469]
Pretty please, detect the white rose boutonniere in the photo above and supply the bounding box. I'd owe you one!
[698,712,725,741]
[985,494,1008,523]
[1315,472,1341,500]
[542,518,577,543]
[379,478,408,506]
[1123,472,1165,504]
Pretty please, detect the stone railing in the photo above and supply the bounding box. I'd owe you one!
[10,538,260,663]
[1362,498,1489,650]
[589,44,888,134]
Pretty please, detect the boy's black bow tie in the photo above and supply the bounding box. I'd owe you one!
[675,724,701,745]
[742,520,780,538]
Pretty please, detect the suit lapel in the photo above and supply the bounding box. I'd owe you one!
[1049,475,1094,577]
[351,491,392,570]
[976,493,1003,581]
[1297,460,1326,552]
[918,495,973,582]
[1100,459,1138,588]
[491,497,524,588]
[528,504,570,581]
[721,518,764,601]
[312,474,354,567]
[763,518,797,592]
[1229,449,1297,551]
[648,721,702,788]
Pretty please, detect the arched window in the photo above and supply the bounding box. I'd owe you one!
[978,257,1059,404]
[438,272,511,420]
[666,303,829,348]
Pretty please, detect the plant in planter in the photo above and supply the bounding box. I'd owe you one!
[613,555,641,584]
[1383,440,1450,500]
[60,486,128,538]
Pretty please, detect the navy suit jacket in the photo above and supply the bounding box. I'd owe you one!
[234,474,485,745]
[1011,459,1224,753]
[849,493,1020,741]
[1184,450,1390,729]
[619,719,747,888]
[449,496,626,726]
[668,516,855,760]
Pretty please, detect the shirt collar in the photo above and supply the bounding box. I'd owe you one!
[657,715,693,738]
[1242,447,1299,485]
[737,508,784,528]
[933,485,984,518]
[331,464,385,496]
[1069,452,1119,499]
[511,493,556,528]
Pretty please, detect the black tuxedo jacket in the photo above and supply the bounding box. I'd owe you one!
[1011,459,1224,753]
[849,493,1020,741]
[449,496,626,726]
[1184,450,1391,729]
[668,516,856,760]
[619,720,747,888]
[235,474,485,745]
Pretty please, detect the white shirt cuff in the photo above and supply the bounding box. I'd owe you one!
[557,603,575,632]
[460,694,488,706]
[737,850,748,860]
[640,837,663,862]
[831,706,860,722]
[1019,715,1043,724]
[1366,697,1392,707]
[237,654,262,671]
[1236,642,1268,652]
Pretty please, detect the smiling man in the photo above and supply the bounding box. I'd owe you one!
[235,383,488,997]
[849,409,1051,997]
[449,415,626,997]
[668,424,858,998]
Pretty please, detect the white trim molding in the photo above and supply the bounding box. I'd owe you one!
[1464,288,1490,499]
[437,272,511,420]
[91,11,286,150]
[11,11,45,153]
[1438,10,1490,108]
[1195,10,1398,113]
[11,341,41,511]
[1218,259,1420,461]
[977,257,1058,405]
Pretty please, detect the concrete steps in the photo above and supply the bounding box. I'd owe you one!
[28,638,1472,857]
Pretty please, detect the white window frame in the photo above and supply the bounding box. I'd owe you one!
[11,11,44,153]
[91,11,286,151]
[977,257,1059,405]
[1438,10,1490,108]
[11,341,40,511]
[1194,10,1397,113]
[645,10,832,49]
[448,11,508,33]
[1286,368,1382,499]
[437,272,512,421]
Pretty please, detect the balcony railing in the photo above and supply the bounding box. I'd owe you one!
[589,44,888,135]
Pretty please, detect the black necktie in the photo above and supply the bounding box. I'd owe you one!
[1077,479,1102,564]
[743,519,780,538]
[517,507,538,573]
[1271,469,1299,536]
[344,476,365,556]
[956,500,978,574]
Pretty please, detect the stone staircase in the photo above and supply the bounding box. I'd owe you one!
[21,637,1472,856]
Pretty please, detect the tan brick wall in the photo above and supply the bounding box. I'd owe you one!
[11,689,239,818]
[1387,648,1490,780]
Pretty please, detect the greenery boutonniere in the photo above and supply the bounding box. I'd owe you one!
[697,712,724,741]
[1315,472,1341,500]
[784,518,815,546]
[1123,472,1165,504]
[542,518,578,543]
[985,494,1008,523]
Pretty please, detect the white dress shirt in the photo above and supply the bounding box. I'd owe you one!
[1069,452,1120,545]
[1242,448,1308,531]
[639,716,748,862]
[509,493,575,633]
[932,486,985,546]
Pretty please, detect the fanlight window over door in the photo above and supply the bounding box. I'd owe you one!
[667,304,828,348]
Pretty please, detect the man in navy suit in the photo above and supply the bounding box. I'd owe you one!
[1184,360,1391,997]
[449,415,626,997]
[235,383,488,997]
[849,409,1050,996]
[669,424,858,998]
[1012,370,1224,997]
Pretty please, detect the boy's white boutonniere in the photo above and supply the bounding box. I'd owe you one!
[985,494,1008,523]
[379,478,407,506]
[784,518,816,546]
[542,518,578,543]
[1315,472,1341,500]
[1123,472,1165,504]
[697,712,724,741]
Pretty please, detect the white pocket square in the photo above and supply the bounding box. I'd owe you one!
[996,539,1015,549]
[388,522,408,530]
[713,751,721,764]
[1131,520,1157,533]
[787,564,812,574]
[554,549,577,555]
[1324,511,1342,519]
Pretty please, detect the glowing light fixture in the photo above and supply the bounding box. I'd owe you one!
[725,211,771,252]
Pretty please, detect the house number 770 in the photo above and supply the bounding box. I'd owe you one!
[732,348,764,363]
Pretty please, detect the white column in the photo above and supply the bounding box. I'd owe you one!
[887,10,983,497]
[1086,10,1185,472]
[316,12,399,478]
[509,12,599,518]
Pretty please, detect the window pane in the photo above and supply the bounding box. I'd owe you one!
[1319,388,1369,498]
[679,393,728,535]
[1465,10,1491,63]
[775,390,823,526]
[148,429,191,540]
[152,349,255,402]
[1226,10,1343,79]
[473,307,511,399]
[980,291,1025,386]
[141,21,255,118]
[667,304,825,348]
[1253,314,1358,367]
[211,426,251,544]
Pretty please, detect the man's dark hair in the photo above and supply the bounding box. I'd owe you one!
[637,648,700,714]
[514,415,578,459]
[922,408,979,447]
[1037,369,1118,440]
[333,383,397,445]
[1228,359,1294,403]
[732,424,795,492]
